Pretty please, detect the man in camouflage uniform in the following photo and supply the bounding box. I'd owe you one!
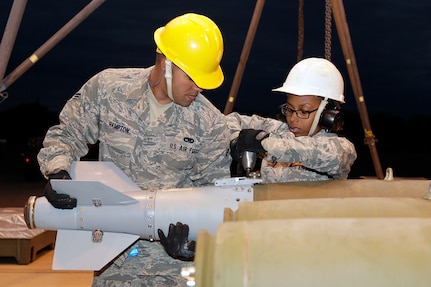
[37,13,231,286]
[228,57,357,182]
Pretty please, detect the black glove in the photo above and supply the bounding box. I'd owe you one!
[236,129,269,154]
[230,137,242,162]
[157,222,196,261]
[44,170,77,209]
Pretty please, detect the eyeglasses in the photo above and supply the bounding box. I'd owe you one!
[280,104,318,119]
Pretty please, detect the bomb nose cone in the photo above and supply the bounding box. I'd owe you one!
[24,196,37,229]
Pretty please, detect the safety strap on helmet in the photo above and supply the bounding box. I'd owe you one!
[165,59,175,103]
[308,98,328,136]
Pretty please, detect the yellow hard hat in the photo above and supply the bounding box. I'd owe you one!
[154,13,224,90]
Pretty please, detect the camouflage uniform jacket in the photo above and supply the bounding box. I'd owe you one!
[38,67,232,189]
[226,112,357,182]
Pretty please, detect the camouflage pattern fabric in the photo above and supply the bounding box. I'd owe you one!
[92,240,192,287]
[37,67,231,189]
[37,67,231,286]
[226,112,357,181]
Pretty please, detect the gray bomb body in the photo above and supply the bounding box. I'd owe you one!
[23,161,257,270]
[25,181,255,241]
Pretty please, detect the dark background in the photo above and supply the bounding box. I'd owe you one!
[1,0,430,181]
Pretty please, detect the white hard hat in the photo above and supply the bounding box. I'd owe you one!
[272,57,345,103]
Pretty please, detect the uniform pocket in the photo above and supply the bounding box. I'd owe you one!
[161,137,199,170]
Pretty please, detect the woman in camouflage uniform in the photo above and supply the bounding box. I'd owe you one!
[228,57,357,182]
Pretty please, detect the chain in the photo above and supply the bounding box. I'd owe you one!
[324,0,332,61]
[297,0,304,62]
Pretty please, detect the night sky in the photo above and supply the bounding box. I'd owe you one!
[1,0,430,178]
[1,0,430,116]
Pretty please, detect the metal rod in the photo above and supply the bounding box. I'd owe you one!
[0,0,27,90]
[0,0,106,92]
[331,0,384,179]
[223,0,265,115]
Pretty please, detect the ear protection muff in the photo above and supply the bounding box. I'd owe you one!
[319,108,344,132]
[319,100,344,132]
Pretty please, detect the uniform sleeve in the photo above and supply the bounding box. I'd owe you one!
[189,111,232,185]
[262,133,357,179]
[225,112,286,140]
[37,73,102,178]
